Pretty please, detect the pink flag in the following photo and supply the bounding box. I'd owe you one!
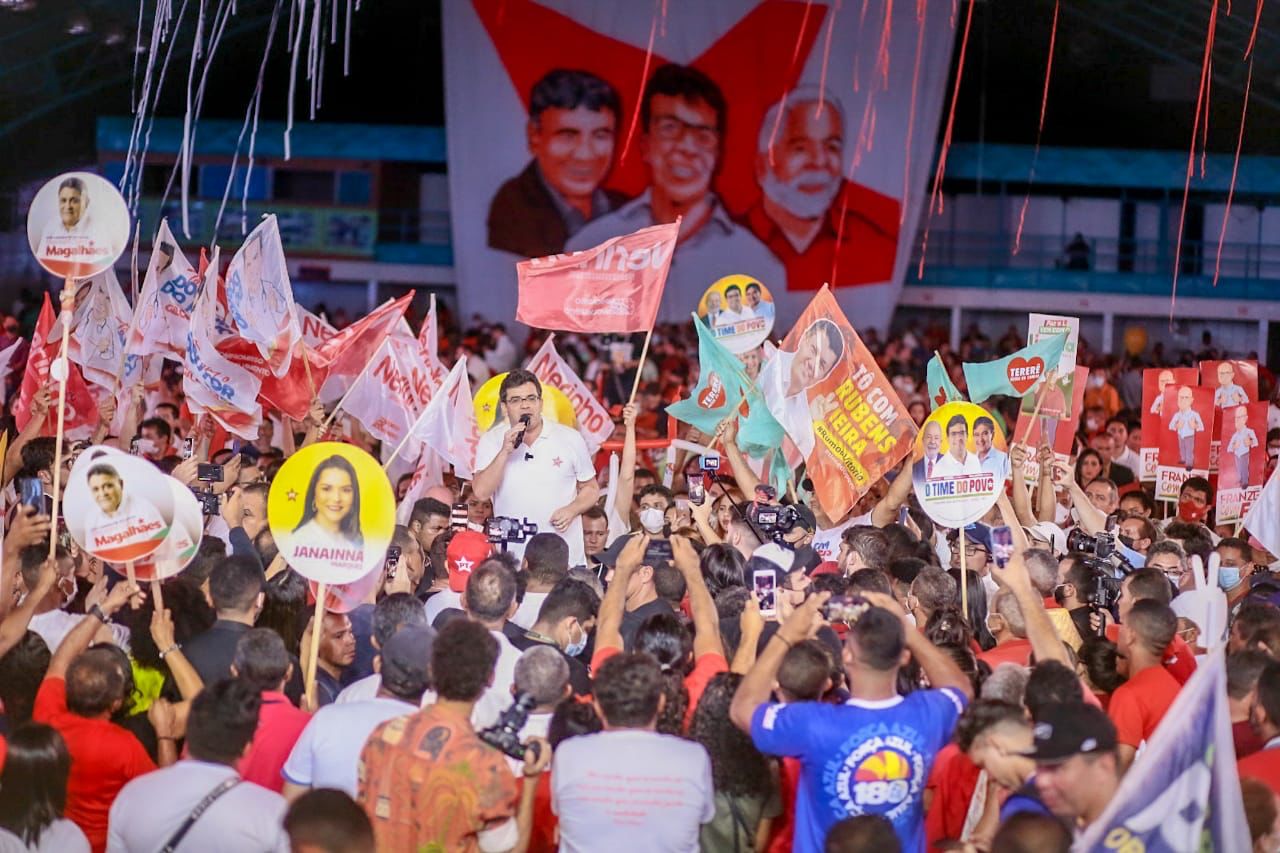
[526,334,615,454]
[418,293,448,385]
[127,220,199,360]
[224,215,301,377]
[516,220,677,333]
[405,357,479,478]
[342,337,437,455]
[296,306,337,348]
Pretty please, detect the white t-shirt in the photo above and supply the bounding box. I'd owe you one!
[106,761,289,852]
[475,421,595,566]
[504,711,553,776]
[933,451,983,478]
[553,729,715,853]
[0,819,89,852]
[810,512,871,563]
[471,630,523,730]
[423,589,463,627]
[282,697,416,796]
[510,591,549,631]
[29,609,130,654]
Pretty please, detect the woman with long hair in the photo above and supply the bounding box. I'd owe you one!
[293,455,363,547]
[690,673,779,853]
[633,613,694,737]
[0,724,88,851]
[1074,448,1104,489]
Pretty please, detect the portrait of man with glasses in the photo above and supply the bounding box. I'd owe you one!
[567,63,784,322]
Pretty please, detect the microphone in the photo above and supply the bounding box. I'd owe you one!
[514,413,531,448]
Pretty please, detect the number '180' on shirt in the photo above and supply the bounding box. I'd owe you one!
[750,688,967,853]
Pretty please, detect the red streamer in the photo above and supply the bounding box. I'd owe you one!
[901,0,927,224]
[925,0,976,220]
[1170,0,1219,323]
[816,0,842,118]
[1214,58,1252,286]
[767,0,816,168]
[618,3,660,166]
[1013,0,1059,255]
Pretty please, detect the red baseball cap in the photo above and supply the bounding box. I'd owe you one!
[446,530,492,592]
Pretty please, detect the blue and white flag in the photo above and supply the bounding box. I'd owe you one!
[1073,648,1249,852]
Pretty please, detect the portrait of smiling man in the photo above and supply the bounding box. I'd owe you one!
[567,63,784,321]
[488,69,628,259]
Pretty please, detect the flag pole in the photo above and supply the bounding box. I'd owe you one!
[959,526,969,618]
[304,586,326,709]
[47,280,76,562]
[628,328,654,405]
[1018,368,1055,447]
[383,406,428,472]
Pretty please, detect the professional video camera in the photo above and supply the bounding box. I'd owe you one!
[485,516,537,548]
[478,692,540,761]
[1067,525,1131,637]
[751,503,804,545]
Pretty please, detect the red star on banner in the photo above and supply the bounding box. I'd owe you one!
[286,489,298,502]
[472,0,828,215]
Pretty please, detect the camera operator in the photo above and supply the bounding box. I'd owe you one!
[473,369,599,567]
[499,647,572,776]
[1115,513,1156,558]
[1058,554,1101,641]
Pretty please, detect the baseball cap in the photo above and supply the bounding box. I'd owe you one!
[1020,703,1117,763]
[446,530,492,592]
[948,522,993,553]
[790,504,817,533]
[1026,522,1067,556]
[753,543,795,573]
[379,626,435,695]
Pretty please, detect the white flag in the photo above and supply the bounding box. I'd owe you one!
[405,357,478,479]
[128,219,199,360]
[525,333,614,455]
[224,215,301,377]
[418,293,448,385]
[296,306,337,348]
[343,337,436,456]
[69,268,133,392]
[1244,463,1280,559]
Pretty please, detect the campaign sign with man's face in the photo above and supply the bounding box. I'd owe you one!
[1155,384,1215,501]
[64,446,175,568]
[1215,401,1268,523]
[26,172,130,279]
[1139,367,1199,482]
[912,401,1008,529]
[268,442,395,585]
[698,274,775,353]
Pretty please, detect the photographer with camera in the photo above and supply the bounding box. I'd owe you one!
[490,646,571,776]
[473,370,599,567]
[358,619,550,852]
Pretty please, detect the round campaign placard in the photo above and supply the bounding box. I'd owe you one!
[268,442,395,586]
[911,402,1010,529]
[697,273,775,354]
[63,446,176,565]
[131,481,203,582]
[26,171,130,279]
[473,372,578,432]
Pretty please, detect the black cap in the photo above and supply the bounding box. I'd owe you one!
[791,504,817,532]
[380,626,435,695]
[1021,703,1117,763]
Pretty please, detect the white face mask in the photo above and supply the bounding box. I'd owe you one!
[639,507,666,534]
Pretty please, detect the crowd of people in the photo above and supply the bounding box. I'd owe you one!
[0,299,1277,853]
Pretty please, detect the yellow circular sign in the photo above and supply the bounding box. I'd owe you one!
[697,273,775,353]
[473,373,578,432]
[268,442,395,585]
[910,401,1009,528]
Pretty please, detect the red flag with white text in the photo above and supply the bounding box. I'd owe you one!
[525,334,615,454]
[13,293,100,440]
[516,221,677,333]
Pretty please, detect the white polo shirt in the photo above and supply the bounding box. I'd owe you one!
[475,420,595,566]
[282,696,416,796]
[106,761,288,852]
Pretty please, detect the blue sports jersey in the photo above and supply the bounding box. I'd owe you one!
[751,689,967,853]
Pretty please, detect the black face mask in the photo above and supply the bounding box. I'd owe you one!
[1117,533,1136,549]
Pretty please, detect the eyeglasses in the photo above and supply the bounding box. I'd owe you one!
[951,542,989,556]
[504,394,541,406]
[651,115,719,150]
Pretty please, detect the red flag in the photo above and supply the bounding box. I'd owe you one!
[516,220,677,333]
[13,293,100,440]
[314,293,415,403]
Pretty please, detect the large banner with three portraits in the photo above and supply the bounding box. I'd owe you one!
[442,0,956,335]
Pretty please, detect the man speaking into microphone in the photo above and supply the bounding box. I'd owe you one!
[474,368,600,566]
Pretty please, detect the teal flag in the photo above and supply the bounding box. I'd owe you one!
[667,316,754,435]
[962,334,1067,403]
[926,354,963,410]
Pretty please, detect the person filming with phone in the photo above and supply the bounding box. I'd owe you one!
[473,369,599,567]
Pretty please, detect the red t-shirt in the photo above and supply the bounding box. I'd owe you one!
[977,638,1033,669]
[591,646,729,731]
[766,756,802,853]
[1108,665,1182,748]
[33,678,155,853]
[1233,720,1266,760]
[239,690,312,792]
[925,744,982,852]
[1238,744,1280,796]
[1105,625,1197,684]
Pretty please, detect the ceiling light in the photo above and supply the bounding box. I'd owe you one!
[66,12,91,35]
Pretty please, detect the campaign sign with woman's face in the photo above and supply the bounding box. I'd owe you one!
[911,402,1008,529]
[697,274,775,353]
[63,446,175,569]
[26,172,130,279]
[269,442,395,585]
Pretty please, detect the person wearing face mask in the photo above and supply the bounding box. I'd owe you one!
[1116,514,1156,557]
[1216,537,1257,605]
[1082,368,1122,420]
[509,578,598,695]
[1165,476,1214,530]
[19,545,129,653]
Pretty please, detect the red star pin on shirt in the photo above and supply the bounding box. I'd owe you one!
[552,457,563,468]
